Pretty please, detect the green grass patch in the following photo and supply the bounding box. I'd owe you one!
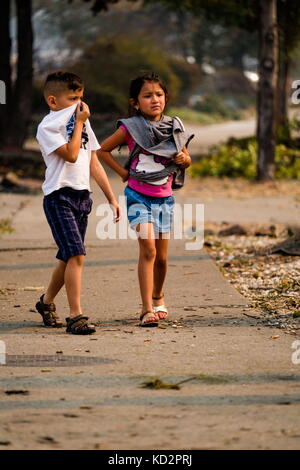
[168,107,224,125]
[0,218,14,235]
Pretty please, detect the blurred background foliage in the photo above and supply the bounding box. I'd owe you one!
[30,0,259,139]
[3,0,300,180]
[189,137,300,180]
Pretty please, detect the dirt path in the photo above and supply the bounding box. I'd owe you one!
[185,119,256,155]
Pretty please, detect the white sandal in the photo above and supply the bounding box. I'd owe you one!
[152,294,168,320]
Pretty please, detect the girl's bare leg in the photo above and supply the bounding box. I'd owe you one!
[153,233,169,304]
[136,222,158,321]
[153,233,169,319]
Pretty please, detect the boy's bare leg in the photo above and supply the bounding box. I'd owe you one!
[136,222,158,320]
[43,260,66,304]
[64,254,85,318]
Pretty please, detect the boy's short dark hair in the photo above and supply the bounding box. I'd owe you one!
[43,71,84,99]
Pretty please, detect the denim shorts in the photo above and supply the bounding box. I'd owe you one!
[124,186,174,233]
[43,187,93,262]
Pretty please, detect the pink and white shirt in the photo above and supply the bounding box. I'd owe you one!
[120,124,173,197]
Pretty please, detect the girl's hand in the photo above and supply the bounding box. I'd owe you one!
[121,169,129,182]
[110,201,122,223]
[173,151,191,168]
[76,101,90,123]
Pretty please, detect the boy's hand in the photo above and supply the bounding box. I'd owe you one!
[110,200,122,223]
[76,101,90,123]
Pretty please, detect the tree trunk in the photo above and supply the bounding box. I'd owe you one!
[256,0,278,181]
[0,0,12,148]
[5,0,33,149]
[276,31,291,143]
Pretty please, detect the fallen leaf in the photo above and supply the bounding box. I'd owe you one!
[141,379,180,390]
[39,436,57,443]
[102,328,120,332]
[94,443,109,450]
[23,286,44,291]
[141,376,198,390]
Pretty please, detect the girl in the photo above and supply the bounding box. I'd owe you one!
[97,73,193,327]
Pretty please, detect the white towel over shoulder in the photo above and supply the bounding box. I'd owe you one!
[36,103,100,196]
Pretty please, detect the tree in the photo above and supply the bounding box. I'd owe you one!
[276,0,300,142]
[2,0,299,163]
[69,35,180,115]
[0,0,33,150]
[0,1,12,143]
[0,0,119,150]
[192,21,257,71]
[256,0,278,180]
[148,0,276,181]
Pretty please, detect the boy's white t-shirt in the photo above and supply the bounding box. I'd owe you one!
[36,103,100,196]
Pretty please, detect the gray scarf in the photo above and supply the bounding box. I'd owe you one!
[117,115,194,189]
[117,115,192,157]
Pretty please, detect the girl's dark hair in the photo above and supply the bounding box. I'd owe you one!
[129,72,169,116]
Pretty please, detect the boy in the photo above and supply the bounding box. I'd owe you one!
[36,71,121,334]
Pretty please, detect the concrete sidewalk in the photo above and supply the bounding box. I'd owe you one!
[0,176,300,450]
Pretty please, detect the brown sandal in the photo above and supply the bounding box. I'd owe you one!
[66,315,96,335]
[35,294,63,328]
[139,311,159,327]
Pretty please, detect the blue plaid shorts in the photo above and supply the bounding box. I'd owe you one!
[43,187,93,262]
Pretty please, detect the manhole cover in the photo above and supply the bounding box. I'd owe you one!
[3,355,120,367]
